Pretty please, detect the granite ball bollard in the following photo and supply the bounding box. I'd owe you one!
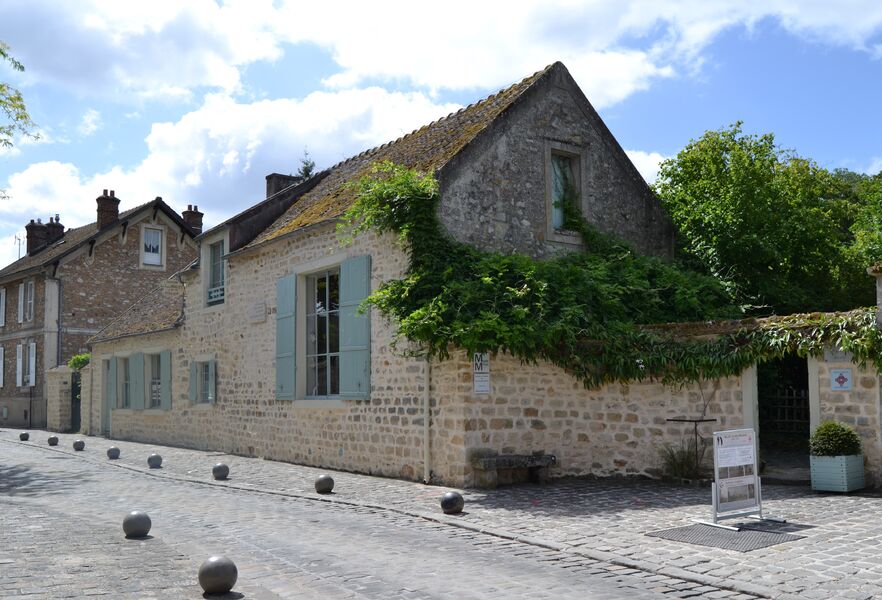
[73,439,85,451]
[440,491,464,515]
[198,556,238,594]
[212,463,229,480]
[314,474,334,494]
[47,435,59,446]
[107,446,120,460]
[122,511,152,538]
[147,453,162,468]
[19,431,29,441]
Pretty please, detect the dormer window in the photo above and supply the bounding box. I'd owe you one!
[207,240,225,306]
[143,227,163,266]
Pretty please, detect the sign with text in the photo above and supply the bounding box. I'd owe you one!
[473,352,490,394]
[713,428,760,515]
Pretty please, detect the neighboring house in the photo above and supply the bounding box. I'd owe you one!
[84,62,690,486]
[0,191,199,428]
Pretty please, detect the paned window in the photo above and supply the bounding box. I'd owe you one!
[551,153,578,230]
[148,353,162,408]
[306,269,340,397]
[207,240,225,305]
[143,227,162,265]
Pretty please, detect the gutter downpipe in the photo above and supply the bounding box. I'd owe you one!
[423,356,432,484]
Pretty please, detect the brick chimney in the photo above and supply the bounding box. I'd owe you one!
[265,173,302,198]
[181,204,203,235]
[25,218,48,255]
[45,214,64,244]
[96,189,120,229]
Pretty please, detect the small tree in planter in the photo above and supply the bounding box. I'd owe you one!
[809,421,865,492]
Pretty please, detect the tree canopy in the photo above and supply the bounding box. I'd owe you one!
[654,123,882,315]
[0,40,35,149]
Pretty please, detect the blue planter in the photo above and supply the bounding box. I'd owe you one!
[810,454,865,492]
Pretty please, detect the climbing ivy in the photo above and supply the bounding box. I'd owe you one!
[341,162,882,387]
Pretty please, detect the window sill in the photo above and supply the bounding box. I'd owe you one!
[143,408,167,414]
[291,396,369,409]
[189,402,215,409]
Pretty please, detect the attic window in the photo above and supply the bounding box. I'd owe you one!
[143,227,162,266]
[551,152,579,230]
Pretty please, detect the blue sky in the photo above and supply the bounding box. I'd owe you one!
[1,1,881,267]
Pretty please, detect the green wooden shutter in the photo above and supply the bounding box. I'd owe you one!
[275,274,297,400]
[208,359,217,404]
[160,350,172,410]
[108,358,117,409]
[339,255,371,398]
[130,353,145,410]
[189,361,198,403]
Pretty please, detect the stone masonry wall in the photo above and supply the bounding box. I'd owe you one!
[46,365,72,432]
[438,65,675,261]
[0,274,46,427]
[91,225,456,482]
[816,360,882,487]
[431,351,745,487]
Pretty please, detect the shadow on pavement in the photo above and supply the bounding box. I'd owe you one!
[0,463,92,497]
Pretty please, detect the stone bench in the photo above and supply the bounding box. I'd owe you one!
[470,450,557,488]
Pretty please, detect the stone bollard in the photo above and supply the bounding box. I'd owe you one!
[47,435,59,446]
[147,453,162,468]
[212,463,229,480]
[314,474,334,494]
[122,511,152,538]
[440,491,464,515]
[19,431,29,441]
[73,439,85,451]
[198,556,238,594]
[107,447,120,460]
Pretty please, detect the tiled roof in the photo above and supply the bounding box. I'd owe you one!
[0,199,190,280]
[247,63,558,248]
[89,277,186,344]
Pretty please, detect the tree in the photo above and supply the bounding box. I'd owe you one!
[296,148,315,180]
[654,122,878,315]
[0,41,36,149]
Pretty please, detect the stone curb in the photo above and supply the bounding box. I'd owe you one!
[3,435,774,599]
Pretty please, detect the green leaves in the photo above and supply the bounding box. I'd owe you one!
[810,421,862,457]
[343,163,882,389]
[0,41,36,151]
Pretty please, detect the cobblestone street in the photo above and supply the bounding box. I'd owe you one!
[3,429,879,598]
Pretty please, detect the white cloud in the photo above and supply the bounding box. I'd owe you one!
[625,150,668,184]
[78,109,102,136]
[0,88,461,257]
[866,157,882,176]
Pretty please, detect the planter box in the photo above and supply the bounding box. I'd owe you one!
[810,454,865,492]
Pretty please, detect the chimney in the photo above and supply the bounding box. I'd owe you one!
[265,173,302,198]
[181,204,204,235]
[25,218,48,255]
[96,189,120,229]
[45,214,64,244]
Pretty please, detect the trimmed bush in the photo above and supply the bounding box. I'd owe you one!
[810,421,862,457]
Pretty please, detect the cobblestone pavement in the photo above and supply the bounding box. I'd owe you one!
[0,430,759,600]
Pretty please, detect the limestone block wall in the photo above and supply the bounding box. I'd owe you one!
[816,360,882,486]
[46,365,72,432]
[430,351,745,486]
[91,225,450,482]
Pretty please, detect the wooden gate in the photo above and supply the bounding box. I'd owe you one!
[70,371,81,433]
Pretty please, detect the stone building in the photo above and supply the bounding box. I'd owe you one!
[82,61,863,488]
[0,192,199,428]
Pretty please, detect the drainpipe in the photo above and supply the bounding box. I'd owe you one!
[423,357,432,484]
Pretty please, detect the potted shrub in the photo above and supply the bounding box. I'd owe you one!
[809,421,865,492]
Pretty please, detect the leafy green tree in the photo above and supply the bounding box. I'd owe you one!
[296,148,315,180]
[1,41,35,149]
[654,123,878,315]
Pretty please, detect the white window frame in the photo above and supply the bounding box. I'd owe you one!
[25,280,34,322]
[118,357,131,409]
[192,359,216,404]
[207,239,225,306]
[146,353,162,409]
[0,346,5,388]
[140,224,165,269]
[16,341,35,388]
[201,230,230,309]
[304,268,341,399]
[0,287,6,327]
[545,142,584,245]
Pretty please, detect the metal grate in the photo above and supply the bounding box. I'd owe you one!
[647,523,804,552]
[759,387,809,433]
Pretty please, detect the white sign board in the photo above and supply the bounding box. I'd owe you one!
[473,352,490,394]
[713,428,760,516]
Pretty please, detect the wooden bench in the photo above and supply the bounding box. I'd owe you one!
[470,451,557,488]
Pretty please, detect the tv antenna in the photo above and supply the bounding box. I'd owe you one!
[14,233,23,259]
